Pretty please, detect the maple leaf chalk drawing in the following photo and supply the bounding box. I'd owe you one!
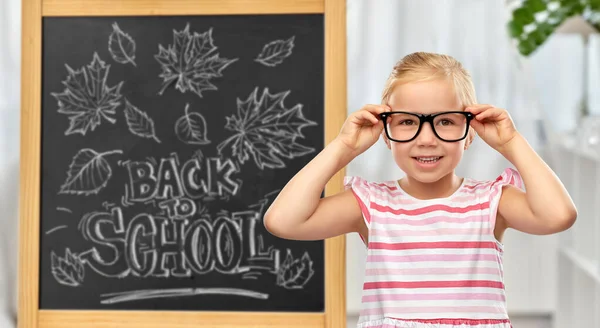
[276,250,314,289]
[174,103,210,145]
[255,36,295,67]
[108,22,137,66]
[51,248,85,287]
[123,99,161,143]
[154,24,238,98]
[51,52,124,136]
[217,87,317,170]
[59,148,123,195]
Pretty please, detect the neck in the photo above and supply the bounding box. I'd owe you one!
[399,172,463,200]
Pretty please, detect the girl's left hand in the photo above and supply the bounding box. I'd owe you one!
[465,104,519,153]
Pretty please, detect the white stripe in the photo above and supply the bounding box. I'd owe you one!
[359,299,505,309]
[370,222,492,231]
[369,234,498,243]
[365,261,502,270]
[370,209,491,219]
[362,273,503,283]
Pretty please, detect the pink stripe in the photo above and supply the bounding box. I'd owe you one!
[372,202,489,216]
[463,181,494,190]
[367,253,499,263]
[369,241,500,251]
[369,182,489,198]
[362,292,505,302]
[364,267,501,276]
[407,318,510,326]
[368,182,399,193]
[371,228,482,236]
[361,306,507,316]
[363,280,504,290]
[372,182,398,191]
[374,214,487,226]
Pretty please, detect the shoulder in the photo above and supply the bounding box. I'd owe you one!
[463,168,524,194]
[343,176,399,194]
[343,176,400,205]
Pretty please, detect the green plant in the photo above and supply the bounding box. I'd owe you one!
[507,0,600,56]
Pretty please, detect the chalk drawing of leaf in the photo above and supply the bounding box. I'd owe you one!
[154,24,238,98]
[276,250,314,289]
[124,99,161,143]
[51,248,85,287]
[108,22,137,66]
[255,36,295,67]
[217,87,317,170]
[51,52,124,136]
[59,148,123,195]
[174,103,210,145]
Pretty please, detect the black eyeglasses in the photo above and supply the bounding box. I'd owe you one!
[379,111,474,142]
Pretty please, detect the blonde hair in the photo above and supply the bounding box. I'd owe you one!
[381,52,477,107]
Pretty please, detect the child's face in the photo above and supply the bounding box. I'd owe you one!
[384,78,472,183]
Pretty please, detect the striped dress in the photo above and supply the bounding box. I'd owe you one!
[344,168,524,328]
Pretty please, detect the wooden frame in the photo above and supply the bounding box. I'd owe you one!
[18,0,347,327]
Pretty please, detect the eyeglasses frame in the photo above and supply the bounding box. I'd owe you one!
[379,111,474,143]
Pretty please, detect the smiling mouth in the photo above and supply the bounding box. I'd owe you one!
[413,156,442,164]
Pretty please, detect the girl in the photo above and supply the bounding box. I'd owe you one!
[263,52,577,328]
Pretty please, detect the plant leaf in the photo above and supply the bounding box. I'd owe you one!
[217,87,317,170]
[108,22,137,66]
[255,36,295,67]
[174,103,211,145]
[51,52,124,135]
[154,24,238,97]
[276,250,314,289]
[59,148,123,195]
[51,249,85,287]
[123,98,161,143]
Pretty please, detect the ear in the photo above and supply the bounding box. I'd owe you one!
[464,127,476,150]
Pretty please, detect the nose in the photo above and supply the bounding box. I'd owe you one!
[415,122,437,146]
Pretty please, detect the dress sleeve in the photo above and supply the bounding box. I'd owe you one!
[489,168,525,229]
[343,176,372,230]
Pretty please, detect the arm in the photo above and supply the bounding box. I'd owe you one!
[497,133,577,235]
[263,105,389,241]
[263,140,365,241]
[465,104,577,235]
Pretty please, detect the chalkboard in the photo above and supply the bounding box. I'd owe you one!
[39,14,325,312]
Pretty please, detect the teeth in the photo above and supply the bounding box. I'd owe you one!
[416,157,440,163]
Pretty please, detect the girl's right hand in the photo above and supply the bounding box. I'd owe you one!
[334,104,391,157]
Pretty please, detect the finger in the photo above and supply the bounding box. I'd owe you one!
[469,118,485,135]
[356,110,380,125]
[363,104,391,116]
[465,104,493,115]
[475,108,504,121]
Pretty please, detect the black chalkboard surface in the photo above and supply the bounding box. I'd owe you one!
[40,14,324,312]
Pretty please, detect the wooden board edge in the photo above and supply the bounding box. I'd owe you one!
[42,0,325,16]
[324,0,347,328]
[30,2,341,327]
[38,310,325,328]
[18,0,43,328]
